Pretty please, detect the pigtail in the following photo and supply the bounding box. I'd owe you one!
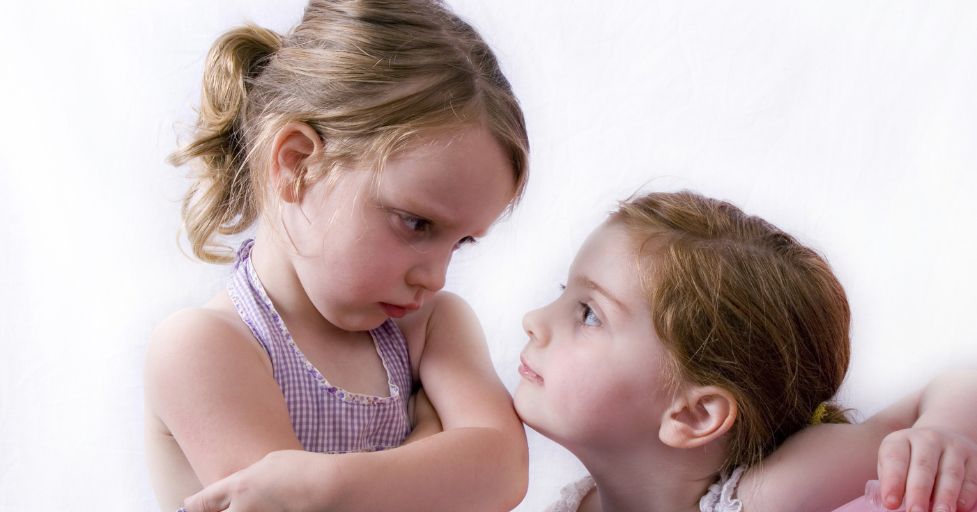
[170,2,527,262]
[169,25,282,263]
[812,401,852,425]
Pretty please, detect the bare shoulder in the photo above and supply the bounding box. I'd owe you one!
[394,291,481,378]
[144,295,271,413]
[396,291,477,335]
[145,293,302,484]
[396,291,510,427]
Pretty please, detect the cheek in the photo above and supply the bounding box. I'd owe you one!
[557,369,638,436]
[514,348,618,440]
[546,353,667,445]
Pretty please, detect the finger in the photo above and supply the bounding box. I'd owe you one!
[903,436,941,512]
[931,449,966,512]
[182,477,233,512]
[878,435,911,509]
[958,457,977,512]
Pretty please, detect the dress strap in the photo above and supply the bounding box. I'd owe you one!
[699,466,745,512]
[233,238,255,270]
[544,475,596,512]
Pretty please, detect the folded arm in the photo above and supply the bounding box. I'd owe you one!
[144,307,305,510]
[182,292,528,512]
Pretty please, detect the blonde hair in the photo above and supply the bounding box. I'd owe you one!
[614,191,851,474]
[169,0,529,262]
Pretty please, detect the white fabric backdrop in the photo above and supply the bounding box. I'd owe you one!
[1,1,976,510]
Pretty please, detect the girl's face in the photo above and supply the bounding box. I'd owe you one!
[283,125,516,331]
[514,221,674,450]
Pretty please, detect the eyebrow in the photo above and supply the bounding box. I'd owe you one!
[386,193,491,238]
[572,276,628,313]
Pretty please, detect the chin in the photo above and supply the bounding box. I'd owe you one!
[328,309,388,332]
[512,389,543,430]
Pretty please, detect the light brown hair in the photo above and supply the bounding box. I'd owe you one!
[170,0,529,262]
[614,191,851,474]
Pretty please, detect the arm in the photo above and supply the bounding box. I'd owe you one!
[328,292,528,510]
[183,292,528,512]
[403,388,443,444]
[145,307,304,486]
[875,370,977,511]
[739,369,977,512]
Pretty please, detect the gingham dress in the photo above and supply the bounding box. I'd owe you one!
[227,239,412,453]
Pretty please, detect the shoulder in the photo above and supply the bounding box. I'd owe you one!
[394,291,482,374]
[145,298,271,411]
[396,291,476,335]
[145,297,304,483]
[147,299,266,368]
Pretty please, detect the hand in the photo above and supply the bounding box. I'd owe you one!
[876,427,977,511]
[180,450,333,512]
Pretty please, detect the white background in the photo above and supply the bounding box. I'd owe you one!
[1,1,976,510]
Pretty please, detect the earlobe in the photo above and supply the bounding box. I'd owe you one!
[659,385,737,449]
[269,122,324,203]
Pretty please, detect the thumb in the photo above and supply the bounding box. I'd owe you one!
[180,476,233,512]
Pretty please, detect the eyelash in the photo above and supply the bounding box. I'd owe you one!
[395,211,477,249]
[579,303,601,327]
[398,212,431,234]
[558,284,601,327]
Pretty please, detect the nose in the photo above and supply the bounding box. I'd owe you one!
[406,247,451,292]
[522,305,549,346]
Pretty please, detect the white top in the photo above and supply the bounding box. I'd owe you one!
[545,466,746,512]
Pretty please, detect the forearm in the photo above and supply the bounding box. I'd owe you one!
[313,426,527,511]
[913,369,977,439]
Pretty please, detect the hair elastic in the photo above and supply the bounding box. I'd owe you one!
[809,402,829,426]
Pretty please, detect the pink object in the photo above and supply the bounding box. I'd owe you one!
[832,481,977,512]
[830,481,904,511]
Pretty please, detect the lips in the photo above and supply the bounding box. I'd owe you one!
[519,355,544,385]
[380,302,420,319]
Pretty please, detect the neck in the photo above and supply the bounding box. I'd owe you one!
[250,223,345,339]
[569,439,724,512]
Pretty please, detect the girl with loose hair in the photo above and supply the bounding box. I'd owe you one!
[145,1,530,510]
[516,190,977,512]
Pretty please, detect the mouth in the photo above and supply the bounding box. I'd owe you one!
[380,302,420,319]
[518,355,544,385]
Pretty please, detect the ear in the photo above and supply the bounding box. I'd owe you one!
[268,122,324,203]
[659,385,737,449]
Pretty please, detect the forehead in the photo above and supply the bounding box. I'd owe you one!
[571,221,646,302]
[375,126,516,227]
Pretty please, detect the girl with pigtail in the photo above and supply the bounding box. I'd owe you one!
[145,0,529,510]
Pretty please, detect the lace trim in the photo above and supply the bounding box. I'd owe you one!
[698,466,746,512]
[545,476,596,512]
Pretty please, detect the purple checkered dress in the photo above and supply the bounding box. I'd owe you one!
[227,239,412,453]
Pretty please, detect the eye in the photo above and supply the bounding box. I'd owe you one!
[398,212,431,233]
[579,302,601,327]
